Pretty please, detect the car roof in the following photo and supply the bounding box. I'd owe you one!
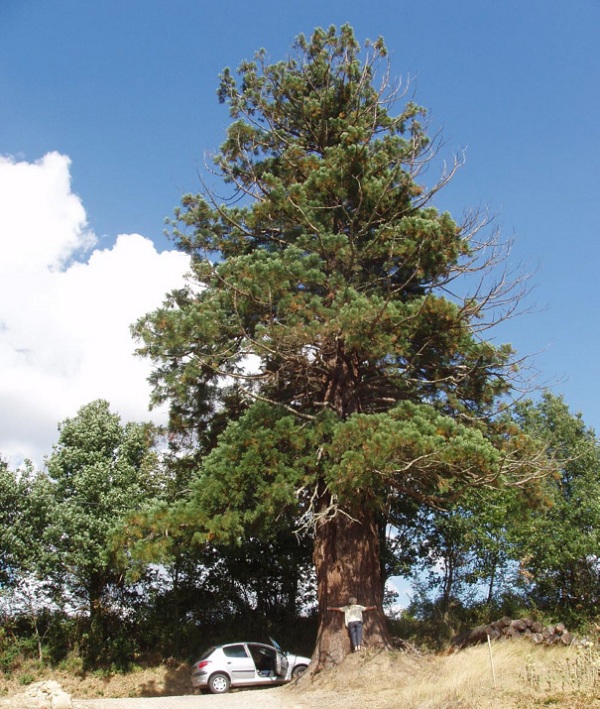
[220,641,273,648]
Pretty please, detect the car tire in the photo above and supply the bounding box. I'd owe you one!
[292,664,308,679]
[208,672,231,694]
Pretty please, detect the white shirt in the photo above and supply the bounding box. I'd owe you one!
[340,604,367,626]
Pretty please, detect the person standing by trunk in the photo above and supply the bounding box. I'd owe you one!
[328,597,377,652]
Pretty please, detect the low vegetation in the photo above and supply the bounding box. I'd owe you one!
[1,639,600,707]
[292,641,600,708]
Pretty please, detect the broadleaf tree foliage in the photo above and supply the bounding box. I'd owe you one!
[42,400,161,666]
[398,394,600,635]
[134,25,549,667]
[509,393,600,626]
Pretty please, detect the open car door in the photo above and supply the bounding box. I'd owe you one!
[269,638,289,678]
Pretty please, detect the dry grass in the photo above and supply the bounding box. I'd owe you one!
[0,660,192,700]
[290,640,600,708]
[2,640,600,707]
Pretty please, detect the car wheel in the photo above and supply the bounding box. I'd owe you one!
[292,664,308,679]
[208,672,231,694]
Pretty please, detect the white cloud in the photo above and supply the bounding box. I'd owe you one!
[0,152,190,467]
[385,577,411,615]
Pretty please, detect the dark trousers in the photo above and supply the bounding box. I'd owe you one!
[347,621,363,647]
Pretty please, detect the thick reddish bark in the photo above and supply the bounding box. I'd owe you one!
[311,495,392,669]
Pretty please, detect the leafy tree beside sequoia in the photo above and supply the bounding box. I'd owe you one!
[508,393,600,626]
[41,400,161,666]
[0,458,32,586]
[134,25,548,666]
[404,394,600,630]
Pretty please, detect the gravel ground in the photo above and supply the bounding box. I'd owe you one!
[0,686,308,709]
[72,687,374,709]
[72,687,296,709]
[71,685,391,709]
[0,689,378,709]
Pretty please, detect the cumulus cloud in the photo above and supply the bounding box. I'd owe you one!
[0,152,190,467]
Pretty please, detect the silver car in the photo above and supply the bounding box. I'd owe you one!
[191,639,311,694]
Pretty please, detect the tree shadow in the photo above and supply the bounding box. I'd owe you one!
[137,661,195,697]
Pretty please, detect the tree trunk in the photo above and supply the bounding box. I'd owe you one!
[311,494,392,670]
[486,554,497,605]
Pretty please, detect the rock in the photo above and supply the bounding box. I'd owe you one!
[505,626,521,639]
[51,691,72,709]
[6,681,74,709]
[510,619,529,632]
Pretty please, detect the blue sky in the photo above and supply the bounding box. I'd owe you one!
[1,0,599,482]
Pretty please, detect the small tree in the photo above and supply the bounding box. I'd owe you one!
[509,393,600,626]
[0,458,31,586]
[0,460,54,663]
[403,484,527,626]
[40,400,161,666]
[134,25,549,667]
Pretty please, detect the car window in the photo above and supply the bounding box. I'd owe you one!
[223,644,249,658]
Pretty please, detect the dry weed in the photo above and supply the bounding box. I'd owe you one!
[290,640,600,708]
[2,640,600,707]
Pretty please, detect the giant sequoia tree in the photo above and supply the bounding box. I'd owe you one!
[134,26,547,667]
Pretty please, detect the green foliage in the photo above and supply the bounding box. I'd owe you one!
[133,25,543,566]
[404,482,528,613]
[19,400,164,668]
[326,402,508,509]
[0,459,37,584]
[401,393,600,633]
[185,402,316,542]
[1,402,318,670]
[508,393,600,626]
[40,401,155,592]
[0,612,56,674]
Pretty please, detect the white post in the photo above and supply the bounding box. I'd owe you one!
[487,633,497,688]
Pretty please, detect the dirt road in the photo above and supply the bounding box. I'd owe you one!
[3,686,329,709]
[72,687,292,709]
[73,688,286,709]
[72,686,358,709]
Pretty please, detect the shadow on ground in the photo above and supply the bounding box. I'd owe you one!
[137,661,194,697]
